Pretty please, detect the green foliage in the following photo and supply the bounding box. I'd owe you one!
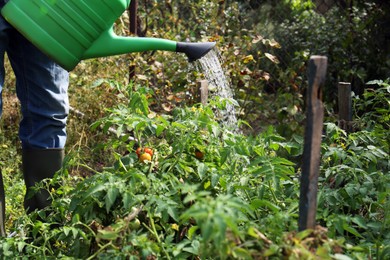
[316,82,390,259]
[1,0,389,258]
[354,79,390,131]
[2,81,388,259]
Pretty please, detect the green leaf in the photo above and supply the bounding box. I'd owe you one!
[183,240,200,255]
[316,245,330,257]
[84,182,106,198]
[97,229,119,241]
[102,122,113,133]
[219,148,230,165]
[105,186,120,212]
[197,162,207,180]
[250,199,280,213]
[232,247,252,259]
[122,192,134,210]
[17,242,26,253]
[201,218,213,241]
[156,124,165,137]
[71,227,79,239]
[271,157,296,166]
[63,226,71,236]
[263,244,279,257]
[342,223,363,238]
[90,121,102,131]
[367,221,382,231]
[167,205,179,222]
[351,216,367,229]
[211,173,219,187]
[32,221,43,238]
[187,226,199,240]
[296,229,313,240]
[2,242,12,256]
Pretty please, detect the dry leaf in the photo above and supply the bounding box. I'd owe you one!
[265,53,280,64]
[162,103,173,112]
[268,39,281,48]
[252,35,264,44]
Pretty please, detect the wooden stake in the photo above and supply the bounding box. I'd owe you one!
[338,82,353,132]
[198,80,209,105]
[128,0,138,81]
[129,0,138,35]
[298,56,327,231]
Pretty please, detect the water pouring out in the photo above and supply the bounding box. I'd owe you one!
[196,49,238,130]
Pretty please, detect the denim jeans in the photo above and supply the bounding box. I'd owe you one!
[0,4,69,149]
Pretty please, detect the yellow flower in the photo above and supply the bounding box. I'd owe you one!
[171,223,179,231]
[243,55,254,64]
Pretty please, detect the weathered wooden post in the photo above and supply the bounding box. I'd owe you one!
[198,80,209,105]
[338,82,353,132]
[298,56,327,231]
[128,0,138,81]
[129,0,138,35]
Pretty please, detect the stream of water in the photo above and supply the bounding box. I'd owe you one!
[196,49,238,129]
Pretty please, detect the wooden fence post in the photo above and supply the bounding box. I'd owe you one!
[129,0,138,35]
[338,82,353,132]
[298,56,327,231]
[198,80,209,105]
[128,0,138,81]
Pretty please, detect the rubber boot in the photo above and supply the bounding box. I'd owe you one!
[22,149,64,213]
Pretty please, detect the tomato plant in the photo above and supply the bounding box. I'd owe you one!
[144,147,153,157]
[1,82,388,259]
[136,147,154,159]
[194,149,204,160]
[139,153,152,162]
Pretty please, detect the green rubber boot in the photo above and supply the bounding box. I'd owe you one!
[22,149,64,213]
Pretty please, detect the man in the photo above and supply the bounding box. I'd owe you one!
[0,0,69,213]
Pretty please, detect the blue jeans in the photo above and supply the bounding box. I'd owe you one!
[0,5,69,149]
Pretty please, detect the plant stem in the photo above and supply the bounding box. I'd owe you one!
[86,242,114,260]
[268,180,279,204]
[145,215,171,260]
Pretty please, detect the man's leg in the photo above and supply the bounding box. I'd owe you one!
[6,24,69,213]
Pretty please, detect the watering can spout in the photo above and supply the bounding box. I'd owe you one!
[176,42,216,62]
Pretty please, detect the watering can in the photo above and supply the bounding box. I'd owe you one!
[1,0,216,71]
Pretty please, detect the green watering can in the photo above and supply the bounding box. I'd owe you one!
[1,0,216,71]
